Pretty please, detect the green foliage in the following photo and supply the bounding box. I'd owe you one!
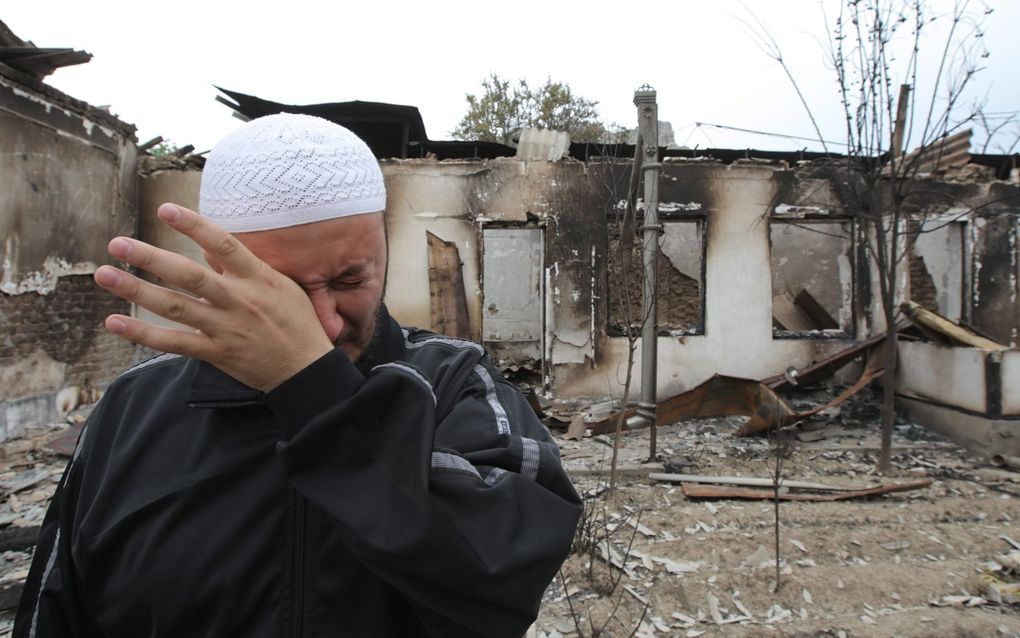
[452,74,609,144]
[148,141,179,157]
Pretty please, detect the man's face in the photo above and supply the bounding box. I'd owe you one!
[234,212,387,363]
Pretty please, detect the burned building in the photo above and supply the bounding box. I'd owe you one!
[137,92,1020,461]
[6,75,1017,455]
[0,23,138,441]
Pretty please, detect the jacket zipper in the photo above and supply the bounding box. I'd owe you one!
[291,491,307,638]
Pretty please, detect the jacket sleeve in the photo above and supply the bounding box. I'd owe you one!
[13,429,100,638]
[265,347,581,638]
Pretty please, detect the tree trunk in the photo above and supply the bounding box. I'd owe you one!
[878,208,900,473]
[879,324,898,472]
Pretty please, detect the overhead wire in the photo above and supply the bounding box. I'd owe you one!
[693,122,849,148]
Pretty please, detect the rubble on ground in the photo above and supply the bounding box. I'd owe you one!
[541,387,1020,637]
[3,388,1020,637]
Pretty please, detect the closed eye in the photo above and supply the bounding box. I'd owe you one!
[329,279,365,290]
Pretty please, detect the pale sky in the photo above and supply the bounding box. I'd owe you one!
[5,0,1018,155]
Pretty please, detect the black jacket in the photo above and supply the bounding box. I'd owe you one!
[15,310,581,637]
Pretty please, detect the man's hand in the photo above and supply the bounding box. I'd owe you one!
[94,203,334,392]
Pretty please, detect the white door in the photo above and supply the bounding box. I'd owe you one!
[482,228,543,360]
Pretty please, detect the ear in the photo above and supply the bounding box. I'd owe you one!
[203,251,224,274]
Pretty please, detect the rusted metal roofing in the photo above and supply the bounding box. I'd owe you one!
[215,87,430,159]
[216,87,523,160]
[895,129,973,175]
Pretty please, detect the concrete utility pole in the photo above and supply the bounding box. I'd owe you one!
[629,85,661,459]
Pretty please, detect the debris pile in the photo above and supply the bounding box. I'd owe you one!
[540,387,1020,637]
[0,404,93,625]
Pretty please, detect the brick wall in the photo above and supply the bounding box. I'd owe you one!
[908,252,939,313]
[0,275,138,439]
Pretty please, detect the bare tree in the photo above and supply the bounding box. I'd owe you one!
[975,109,1020,155]
[601,150,654,492]
[747,0,992,471]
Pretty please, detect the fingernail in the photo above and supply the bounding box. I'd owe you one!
[159,204,181,223]
[95,267,121,287]
[106,317,127,334]
[108,237,133,258]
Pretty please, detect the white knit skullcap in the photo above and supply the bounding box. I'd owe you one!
[199,113,386,233]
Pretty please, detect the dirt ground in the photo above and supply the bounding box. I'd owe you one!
[2,388,1019,637]
[538,389,1020,637]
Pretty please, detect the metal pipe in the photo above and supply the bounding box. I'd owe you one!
[633,86,660,450]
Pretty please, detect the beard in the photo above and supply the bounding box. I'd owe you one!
[353,303,386,365]
[353,255,388,365]
[341,242,388,366]
[334,297,386,367]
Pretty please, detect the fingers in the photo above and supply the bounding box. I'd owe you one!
[103,313,211,359]
[157,204,258,276]
[105,236,229,303]
[95,265,215,330]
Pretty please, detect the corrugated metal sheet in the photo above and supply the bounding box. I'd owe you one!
[896,129,972,174]
[515,128,571,161]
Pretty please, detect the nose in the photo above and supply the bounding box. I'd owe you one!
[307,291,344,344]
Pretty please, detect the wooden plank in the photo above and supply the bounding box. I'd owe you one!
[772,292,816,331]
[785,351,885,424]
[680,479,933,501]
[589,352,885,438]
[46,422,84,457]
[138,136,164,152]
[902,301,1008,350]
[649,473,865,492]
[426,232,471,339]
[762,331,888,391]
[794,289,840,330]
[585,374,798,436]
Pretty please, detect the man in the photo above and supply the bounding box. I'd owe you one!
[15,114,581,637]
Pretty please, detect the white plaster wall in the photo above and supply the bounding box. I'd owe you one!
[381,158,588,346]
[1001,350,1020,415]
[914,219,965,321]
[135,159,867,403]
[555,164,854,400]
[896,340,988,413]
[561,335,850,401]
[136,170,204,330]
[386,216,478,334]
[897,395,1020,456]
[865,223,911,333]
[381,163,484,336]
[660,222,701,279]
[705,166,776,364]
[135,164,486,337]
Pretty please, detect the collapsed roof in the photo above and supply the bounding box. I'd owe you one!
[213,87,1017,178]
[0,19,91,79]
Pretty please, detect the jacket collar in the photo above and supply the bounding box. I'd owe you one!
[186,304,406,408]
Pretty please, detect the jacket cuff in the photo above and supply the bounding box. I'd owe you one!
[263,347,365,436]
